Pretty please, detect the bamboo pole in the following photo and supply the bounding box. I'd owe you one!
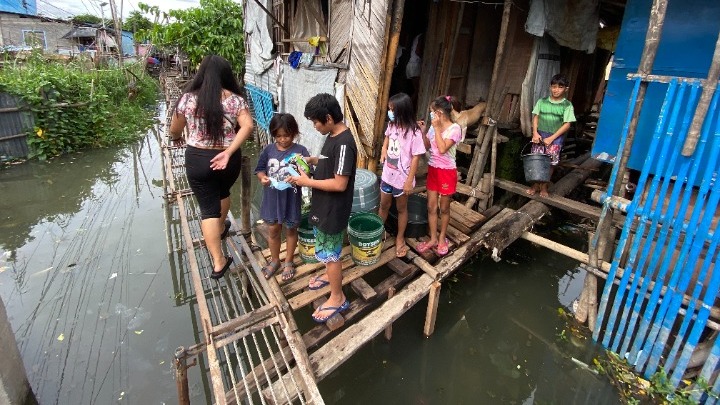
[240,155,251,236]
[681,32,720,156]
[465,0,512,191]
[465,125,495,207]
[610,0,667,197]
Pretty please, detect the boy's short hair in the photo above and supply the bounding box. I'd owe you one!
[550,74,569,87]
[304,93,344,124]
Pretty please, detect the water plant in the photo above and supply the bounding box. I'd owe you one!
[594,352,719,404]
[0,52,158,160]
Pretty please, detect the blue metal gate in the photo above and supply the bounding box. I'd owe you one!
[594,76,720,399]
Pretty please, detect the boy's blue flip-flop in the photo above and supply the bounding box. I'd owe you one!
[312,299,350,323]
[308,276,330,290]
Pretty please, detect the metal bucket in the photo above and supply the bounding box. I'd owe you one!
[521,142,552,183]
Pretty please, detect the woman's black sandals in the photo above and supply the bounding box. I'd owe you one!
[220,220,232,239]
[210,256,233,279]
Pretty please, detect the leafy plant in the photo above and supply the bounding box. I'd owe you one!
[138,0,245,73]
[0,53,157,160]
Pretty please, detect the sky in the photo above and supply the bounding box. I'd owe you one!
[39,0,200,21]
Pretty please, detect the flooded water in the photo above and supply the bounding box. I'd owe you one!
[0,109,620,404]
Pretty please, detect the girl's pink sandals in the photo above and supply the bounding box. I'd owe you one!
[416,240,437,253]
[433,239,449,256]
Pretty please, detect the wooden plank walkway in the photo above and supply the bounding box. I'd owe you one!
[159,75,500,404]
[236,196,496,403]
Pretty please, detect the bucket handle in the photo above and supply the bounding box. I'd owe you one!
[520,141,549,157]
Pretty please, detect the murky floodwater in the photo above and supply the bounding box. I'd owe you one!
[0,107,620,404]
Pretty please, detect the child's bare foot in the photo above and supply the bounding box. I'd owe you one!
[526,187,536,196]
[539,184,549,198]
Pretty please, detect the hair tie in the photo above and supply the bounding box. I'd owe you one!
[445,95,451,102]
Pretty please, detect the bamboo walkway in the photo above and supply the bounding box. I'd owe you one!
[159,74,500,404]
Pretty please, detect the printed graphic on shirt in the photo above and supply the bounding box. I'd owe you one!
[386,137,401,170]
[267,158,293,182]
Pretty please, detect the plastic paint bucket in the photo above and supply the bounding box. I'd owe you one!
[298,214,318,263]
[347,212,384,266]
[521,143,552,183]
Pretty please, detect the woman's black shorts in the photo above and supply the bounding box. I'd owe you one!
[185,146,242,219]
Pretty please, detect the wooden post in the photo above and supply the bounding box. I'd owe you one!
[611,0,667,197]
[0,297,34,404]
[108,0,123,65]
[682,32,720,156]
[489,124,498,208]
[384,287,396,340]
[423,281,442,337]
[174,347,190,405]
[240,155,251,236]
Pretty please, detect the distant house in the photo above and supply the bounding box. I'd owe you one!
[61,25,136,57]
[0,10,75,53]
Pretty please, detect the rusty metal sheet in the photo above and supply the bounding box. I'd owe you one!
[0,92,32,159]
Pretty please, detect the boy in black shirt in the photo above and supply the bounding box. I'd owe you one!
[288,93,357,323]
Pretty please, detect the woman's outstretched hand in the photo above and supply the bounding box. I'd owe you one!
[210,151,230,170]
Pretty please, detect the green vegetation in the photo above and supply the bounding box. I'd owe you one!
[124,11,154,34]
[138,0,245,72]
[594,352,718,404]
[0,54,158,160]
[70,13,103,25]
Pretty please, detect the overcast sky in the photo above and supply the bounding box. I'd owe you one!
[41,0,200,21]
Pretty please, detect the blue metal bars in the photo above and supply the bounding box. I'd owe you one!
[594,80,720,391]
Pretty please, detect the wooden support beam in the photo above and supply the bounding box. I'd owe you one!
[423,281,442,337]
[350,278,377,301]
[481,158,603,254]
[386,258,413,277]
[405,251,439,279]
[494,178,603,220]
[384,288,396,340]
[309,274,435,380]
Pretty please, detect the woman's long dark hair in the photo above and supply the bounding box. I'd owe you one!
[389,92,420,139]
[180,55,243,146]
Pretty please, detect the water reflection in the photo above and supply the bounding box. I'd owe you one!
[0,123,195,404]
[318,238,620,404]
[0,113,619,403]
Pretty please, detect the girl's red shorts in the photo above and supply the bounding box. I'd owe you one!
[427,165,457,196]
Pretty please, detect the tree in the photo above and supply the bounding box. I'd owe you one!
[71,13,102,25]
[124,11,153,34]
[139,0,245,73]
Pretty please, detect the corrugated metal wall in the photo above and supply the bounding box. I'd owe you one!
[0,92,32,159]
[0,0,36,15]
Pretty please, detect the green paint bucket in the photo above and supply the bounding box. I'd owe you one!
[347,212,385,266]
[298,214,318,263]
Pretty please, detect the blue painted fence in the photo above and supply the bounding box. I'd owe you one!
[594,77,720,400]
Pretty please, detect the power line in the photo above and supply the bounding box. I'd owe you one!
[36,0,75,19]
